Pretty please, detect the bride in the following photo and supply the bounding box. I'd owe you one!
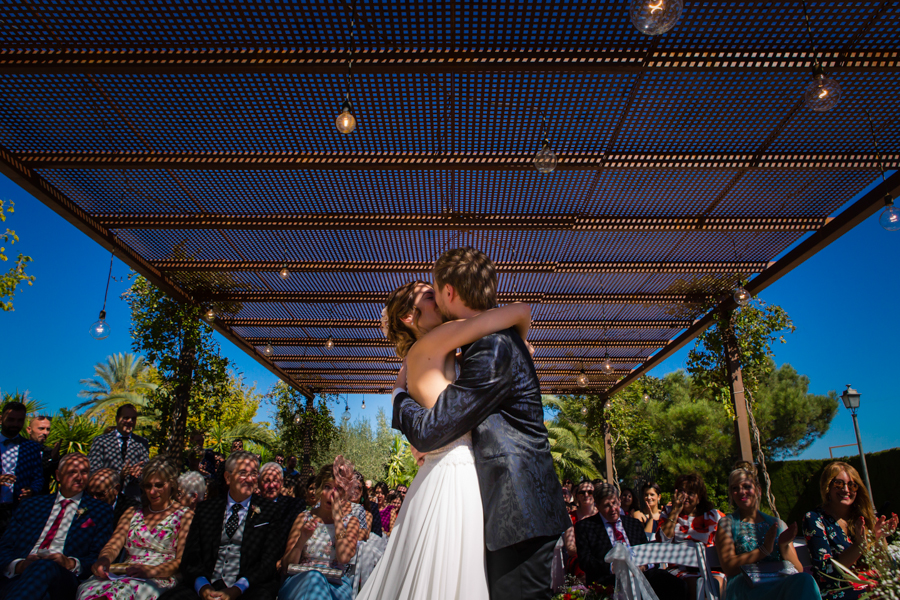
[356,280,532,600]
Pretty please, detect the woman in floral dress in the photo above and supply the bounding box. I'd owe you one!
[77,457,195,600]
[802,462,897,599]
[658,472,726,597]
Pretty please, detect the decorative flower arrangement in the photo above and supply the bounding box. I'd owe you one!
[249,505,261,520]
[830,518,900,599]
[76,507,88,518]
[552,576,613,600]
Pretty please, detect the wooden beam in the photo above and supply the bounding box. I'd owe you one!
[209,291,713,304]
[250,338,664,348]
[227,318,692,329]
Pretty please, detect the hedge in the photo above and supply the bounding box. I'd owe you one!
[765,447,899,525]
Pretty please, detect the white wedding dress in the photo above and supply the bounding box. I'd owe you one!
[356,431,489,600]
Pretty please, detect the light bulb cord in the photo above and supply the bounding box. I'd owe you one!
[865,109,888,185]
[100,249,115,313]
[802,0,822,70]
[345,0,356,106]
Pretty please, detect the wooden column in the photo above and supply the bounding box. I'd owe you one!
[301,395,315,478]
[724,313,754,463]
[604,421,615,484]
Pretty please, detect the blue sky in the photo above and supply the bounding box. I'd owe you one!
[0,172,896,462]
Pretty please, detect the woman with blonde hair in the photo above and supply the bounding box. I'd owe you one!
[716,465,821,600]
[78,456,194,600]
[802,461,897,599]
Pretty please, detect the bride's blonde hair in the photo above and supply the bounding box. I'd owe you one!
[383,281,429,358]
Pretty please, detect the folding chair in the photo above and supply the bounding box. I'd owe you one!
[628,541,720,600]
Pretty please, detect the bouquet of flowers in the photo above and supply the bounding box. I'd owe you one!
[830,516,900,599]
[552,576,614,600]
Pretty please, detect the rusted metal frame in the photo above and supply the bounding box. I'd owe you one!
[604,170,900,399]
[205,291,712,303]
[724,311,754,462]
[28,151,897,171]
[224,318,692,329]
[99,213,827,232]
[158,259,768,274]
[1,48,895,74]
[0,143,315,399]
[248,337,665,348]
[270,355,649,364]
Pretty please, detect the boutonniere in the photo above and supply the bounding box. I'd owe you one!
[76,507,88,519]
[248,505,261,520]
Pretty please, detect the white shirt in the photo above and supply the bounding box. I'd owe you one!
[6,492,83,578]
[600,513,630,548]
[194,494,252,594]
[0,433,21,504]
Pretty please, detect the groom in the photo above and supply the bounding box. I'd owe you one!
[392,247,570,600]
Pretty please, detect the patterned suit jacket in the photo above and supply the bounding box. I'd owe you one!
[7,437,43,504]
[180,494,282,595]
[86,430,150,500]
[393,327,571,551]
[575,513,648,586]
[0,493,114,579]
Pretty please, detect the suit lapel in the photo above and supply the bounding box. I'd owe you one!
[62,496,90,557]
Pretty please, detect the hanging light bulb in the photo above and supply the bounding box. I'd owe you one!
[601,353,613,373]
[604,400,612,410]
[336,98,357,134]
[343,403,352,422]
[580,404,588,415]
[263,342,274,357]
[643,392,650,403]
[630,0,683,36]
[279,263,290,280]
[361,398,366,409]
[205,307,216,322]
[576,369,590,388]
[534,139,557,174]
[804,65,842,112]
[733,286,751,307]
[89,310,111,340]
[879,195,900,231]
[325,336,335,350]
[293,414,302,425]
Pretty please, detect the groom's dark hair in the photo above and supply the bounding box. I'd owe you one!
[433,247,497,311]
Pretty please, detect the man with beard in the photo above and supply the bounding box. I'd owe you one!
[25,416,59,496]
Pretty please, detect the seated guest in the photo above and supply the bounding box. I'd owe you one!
[632,482,663,537]
[86,468,140,527]
[78,456,194,600]
[158,450,283,600]
[563,480,598,580]
[176,472,207,511]
[0,452,114,599]
[0,401,44,534]
[356,474,380,538]
[87,405,149,503]
[658,472,726,596]
[620,487,638,516]
[802,461,898,600]
[372,483,391,534]
[302,475,318,508]
[574,483,686,600]
[345,472,371,541]
[184,432,217,481]
[716,465,821,600]
[257,462,303,547]
[383,491,402,535]
[279,461,361,600]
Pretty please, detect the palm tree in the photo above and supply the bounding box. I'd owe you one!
[205,422,277,455]
[544,396,603,482]
[0,389,47,416]
[77,353,158,420]
[46,408,105,455]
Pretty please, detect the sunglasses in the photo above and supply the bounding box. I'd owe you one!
[830,479,860,492]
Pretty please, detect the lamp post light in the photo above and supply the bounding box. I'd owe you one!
[841,385,874,505]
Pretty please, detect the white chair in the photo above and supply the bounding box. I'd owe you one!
[629,541,720,600]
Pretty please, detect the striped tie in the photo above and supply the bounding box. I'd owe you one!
[38,499,73,550]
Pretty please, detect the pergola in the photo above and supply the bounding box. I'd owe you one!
[1,1,898,447]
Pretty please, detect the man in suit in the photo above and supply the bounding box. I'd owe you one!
[0,402,44,535]
[159,450,283,600]
[0,452,114,600]
[86,468,139,527]
[575,483,687,600]
[26,416,60,496]
[393,247,571,600]
[86,404,149,503]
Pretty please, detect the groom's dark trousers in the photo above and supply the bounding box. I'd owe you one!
[394,327,571,600]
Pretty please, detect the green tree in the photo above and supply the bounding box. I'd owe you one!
[323,409,394,482]
[125,274,231,455]
[269,382,338,474]
[46,408,105,455]
[1,389,47,416]
[385,435,419,488]
[205,421,277,455]
[0,200,35,311]
[543,396,604,481]
[76,353,159,423]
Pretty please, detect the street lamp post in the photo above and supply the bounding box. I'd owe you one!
[840,385,874,505]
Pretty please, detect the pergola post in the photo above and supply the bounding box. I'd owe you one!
[301,394,315,478]
[724,313,754,463]
[604,421,615,485]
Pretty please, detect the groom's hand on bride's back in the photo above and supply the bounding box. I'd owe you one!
[410,445,427,466]
[394,359,408,397]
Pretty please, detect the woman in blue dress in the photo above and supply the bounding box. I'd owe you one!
[716,465,822,600]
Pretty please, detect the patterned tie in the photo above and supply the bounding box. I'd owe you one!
[225,503,243,538]
[120,435,129,463]
[38,499,73,550]
[613,523,628,545]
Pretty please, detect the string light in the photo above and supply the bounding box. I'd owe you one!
[89,250,115,340]
[279,263,290,280]
[576,368,590,388]
[293,414,302,425]
[336,1,357,133]
[325,336,335,350]
[263,342,274,357]
[205,307,216,322]
[864,108,899,232]
[533,114,557,173]
[362,397,366,409]
[604,400,612,410]
[643,393,650,403]
[801,1,842,112]
[733,286,751,306]
[580,404,588,414]
[601,352,613,373]
[630,0,683,35]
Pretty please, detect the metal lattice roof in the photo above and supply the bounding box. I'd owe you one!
[1,0,899,397]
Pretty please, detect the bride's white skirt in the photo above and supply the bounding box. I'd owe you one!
[356,432,489,600]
